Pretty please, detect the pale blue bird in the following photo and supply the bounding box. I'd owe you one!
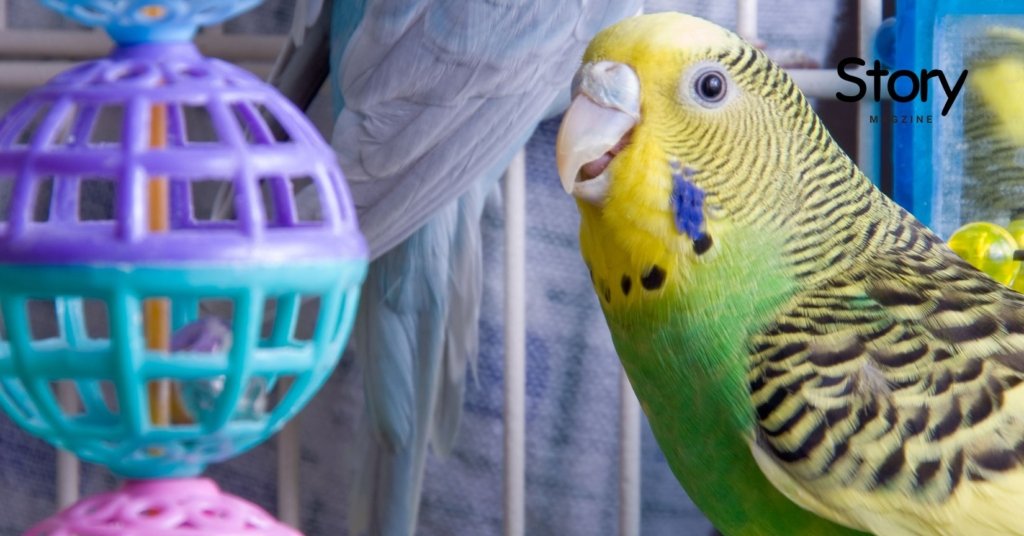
[267,1,642,534]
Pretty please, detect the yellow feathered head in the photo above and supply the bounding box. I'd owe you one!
[557,12,844,264]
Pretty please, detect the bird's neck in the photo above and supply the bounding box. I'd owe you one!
[601,220,797,429]
[600,222,863,534]
[776,106,956,290]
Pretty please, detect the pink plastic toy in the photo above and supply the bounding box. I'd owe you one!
[26,478,301,536]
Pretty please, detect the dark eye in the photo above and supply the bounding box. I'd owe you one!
[695,71,727,103]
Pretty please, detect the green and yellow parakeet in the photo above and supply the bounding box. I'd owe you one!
[556,12,1024,536]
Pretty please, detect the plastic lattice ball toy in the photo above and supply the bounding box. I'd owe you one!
[40,0,261,43]
[0,41,367,479]
[26,478,301,536]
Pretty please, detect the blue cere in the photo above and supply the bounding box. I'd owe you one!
[671,166,707,243]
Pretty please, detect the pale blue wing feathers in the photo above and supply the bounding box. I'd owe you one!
[272,2,642,535]
[332,0,640,257]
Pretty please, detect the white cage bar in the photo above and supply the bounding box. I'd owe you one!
[504,149,528,536]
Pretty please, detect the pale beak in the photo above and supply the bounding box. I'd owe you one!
[556,61,640,204]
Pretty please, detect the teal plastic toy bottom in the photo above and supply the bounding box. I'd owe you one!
[0,260,366,479]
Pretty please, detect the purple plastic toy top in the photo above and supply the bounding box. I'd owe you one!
[0,42,366,265]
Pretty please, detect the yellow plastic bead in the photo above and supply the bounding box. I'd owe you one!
[947,221,1019,286]
[1007,218,1024,292]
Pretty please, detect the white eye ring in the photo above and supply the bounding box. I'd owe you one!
[682,63,735,109]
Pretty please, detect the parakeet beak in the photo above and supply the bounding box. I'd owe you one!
[556,61,640,204]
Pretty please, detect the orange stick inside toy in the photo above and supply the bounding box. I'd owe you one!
[145,104,171,427]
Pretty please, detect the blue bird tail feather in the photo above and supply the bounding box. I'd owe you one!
[349,178,493,535]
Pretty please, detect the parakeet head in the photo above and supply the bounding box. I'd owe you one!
[557,13,866,308]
